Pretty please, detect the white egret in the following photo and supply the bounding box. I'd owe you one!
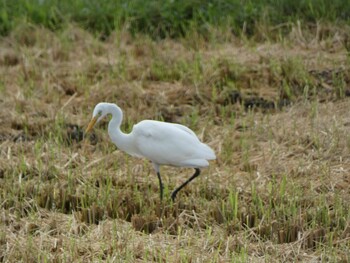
[85,102,216,201]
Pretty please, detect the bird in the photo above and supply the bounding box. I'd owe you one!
[85,102,216,201]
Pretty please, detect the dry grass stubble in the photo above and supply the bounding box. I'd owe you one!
[0,25,350,262]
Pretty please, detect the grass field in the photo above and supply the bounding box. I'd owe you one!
[1,2,350,262]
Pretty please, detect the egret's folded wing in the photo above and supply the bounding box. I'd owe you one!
[132,120,213,166]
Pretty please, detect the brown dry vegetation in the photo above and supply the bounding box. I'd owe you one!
[0,24,350,262]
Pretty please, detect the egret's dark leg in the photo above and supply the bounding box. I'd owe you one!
[171,168,201,201]
[157,172,164,201]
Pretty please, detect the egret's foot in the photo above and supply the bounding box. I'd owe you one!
[170,191,177,202]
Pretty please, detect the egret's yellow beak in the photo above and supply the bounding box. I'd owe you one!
[85,116,98,133]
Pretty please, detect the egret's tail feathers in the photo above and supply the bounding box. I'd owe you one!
[179,159,209,168]
[201,143,216,160]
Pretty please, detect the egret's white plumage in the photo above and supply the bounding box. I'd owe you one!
[86,102,216,201]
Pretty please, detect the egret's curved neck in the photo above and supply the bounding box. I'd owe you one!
[107,105,134,154]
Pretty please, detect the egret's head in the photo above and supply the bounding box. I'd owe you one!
[85,103,110,133]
